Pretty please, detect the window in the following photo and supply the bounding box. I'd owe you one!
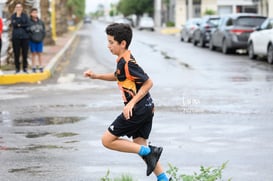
[260,19,269,30]
[226,18,233,26]
[236,17,266,27]
[218,17,226,28]
[269,19,273,29]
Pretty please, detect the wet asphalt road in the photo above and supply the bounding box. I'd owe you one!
[0,21,273,181]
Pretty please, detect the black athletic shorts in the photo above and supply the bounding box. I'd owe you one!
[108,103,154,139]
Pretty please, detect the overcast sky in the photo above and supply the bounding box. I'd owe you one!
[85,0,119,13]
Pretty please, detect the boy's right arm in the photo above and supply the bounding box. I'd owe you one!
[84,70,116,81]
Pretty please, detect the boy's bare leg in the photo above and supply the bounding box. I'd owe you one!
[101,130,141,153]
[38,53,42,67]
[102,130,165,178]
[133,137,164,176]
[31,53,36,68]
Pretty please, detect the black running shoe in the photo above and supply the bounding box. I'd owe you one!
[39,67,43,73]
[142,145,163,176]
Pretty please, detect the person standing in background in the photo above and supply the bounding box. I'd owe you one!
[0,17,3,67]
[29,8,46,73]
[11,2,30,74]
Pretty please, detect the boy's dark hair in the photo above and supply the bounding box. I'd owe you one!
[30,8,38,13]
[106,23,132,49]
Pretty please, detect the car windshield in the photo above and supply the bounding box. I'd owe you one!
[142,18,152,22]
[208,18,220,26]
[236,17,266,27]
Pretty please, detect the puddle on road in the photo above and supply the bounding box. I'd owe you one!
[9,166,41,173]
[26,144,69,151]
[54,132,79,138]
[161,51,176,60]
[266,75,273,82]
[13,131,78,139]
[161,51,192,69]
[230,76,252,82]
[13,117,84,126]
[3,144,73,152]
[25,132,51,138]
[230,74,273,82]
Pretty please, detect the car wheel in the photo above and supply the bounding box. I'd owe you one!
[222,39,230,54]
[192,37,198,46]
[199,35,205,48]
[267,44,273,64]
[248,42,256,60]
[180,34,184,42]
[209,39,215,51]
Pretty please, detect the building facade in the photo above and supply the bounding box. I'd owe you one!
[155,0,273,27]
[259,0,273,17]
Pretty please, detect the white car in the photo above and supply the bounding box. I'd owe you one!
[138,17,155,31]
[248,17,273,64]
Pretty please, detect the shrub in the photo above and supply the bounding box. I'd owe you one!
[167,161,232,181]
[166,21,175,27]
[101,162,231,181]
[204,9,216,15]
[101,170,135,181]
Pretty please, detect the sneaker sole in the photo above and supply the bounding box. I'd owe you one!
[147,147,163,176]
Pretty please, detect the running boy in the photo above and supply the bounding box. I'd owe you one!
[84,23,170,181]
[29,8,46,73]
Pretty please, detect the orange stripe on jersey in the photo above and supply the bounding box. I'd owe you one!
[124,62,134,81]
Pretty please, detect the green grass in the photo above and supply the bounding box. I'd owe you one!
[101,162,231,181]
[101,170,135,181]
[167,161,232,181]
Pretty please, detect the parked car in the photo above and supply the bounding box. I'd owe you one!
[138,17,155,31]
[209,13,266,54]
[248,17,273,64]
[180,18,202,42]
[192,15,220,47]
[114,18,133,27]
[84,16,92,24]
[114,17,133,27]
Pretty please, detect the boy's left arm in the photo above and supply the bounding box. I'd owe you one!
[123,78,153,120]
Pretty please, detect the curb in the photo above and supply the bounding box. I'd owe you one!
[0,70,51,84]
[0,30,78,85]
[160,27,180,35]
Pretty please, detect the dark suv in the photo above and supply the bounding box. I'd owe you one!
[209,13,266,54]
[192,15,220,47]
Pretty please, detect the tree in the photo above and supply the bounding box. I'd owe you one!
[66,0,85,23]
[40,0,55,45]
[56,0,68,36]
[117,0,154,17]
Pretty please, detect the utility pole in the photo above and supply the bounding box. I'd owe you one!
[154,0,162,27]
[51,0,57,41]
[187,0,193,19]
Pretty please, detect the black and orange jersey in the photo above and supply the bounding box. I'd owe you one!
[115,50,151,104]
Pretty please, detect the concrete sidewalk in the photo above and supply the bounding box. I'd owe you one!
[0,29,78,85]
